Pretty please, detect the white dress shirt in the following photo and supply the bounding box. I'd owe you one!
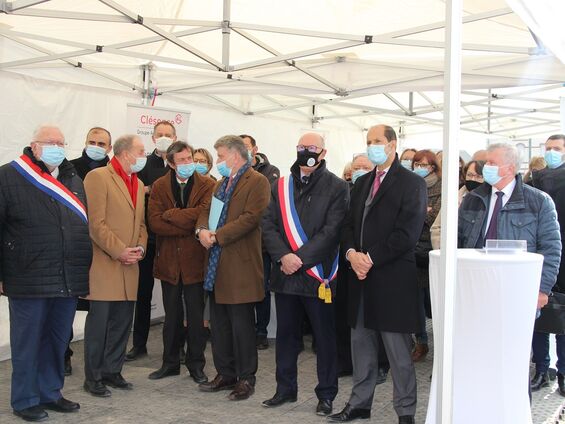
[484,178,516,235]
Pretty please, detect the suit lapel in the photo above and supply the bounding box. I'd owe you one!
[231,169,251,199]
[369,170,397,207]
[189,175,206,206]
[109,166,134,209]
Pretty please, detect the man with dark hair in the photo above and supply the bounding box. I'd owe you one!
[0,125,92,421]
[70,127,112,180]
[330,124,427,424]
[147,141,215,383]
[531,134,565,395]
[196,135,271,401]
[64,126,112,376]
[127,121,176,361]
[262,132,349,416]
[241,134,280,350]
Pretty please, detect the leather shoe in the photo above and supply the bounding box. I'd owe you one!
[148,366,180,380]
[102,373,133,390]
[13,406,48,422]
[189,369,208,384]
[256,335,269,350]
[530,371,549,391]
[376,367,388,385]
[262,392,297,407]
[228,379,255,401]
[328,403,371,422]
[64,358,72,376]
[399,415,415,424]
[316,399,332,416]
[125,346,147,361]
[83,380,111,397]
[557,372,565,396]
[43,398,80,413]
[199,374,236,392]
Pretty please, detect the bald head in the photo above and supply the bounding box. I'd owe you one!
[352,154,374,172]
[299,132,325,149]
[472,149,488,162]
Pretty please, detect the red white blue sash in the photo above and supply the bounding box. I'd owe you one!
[11,155,88,223]
[278,175,338,302]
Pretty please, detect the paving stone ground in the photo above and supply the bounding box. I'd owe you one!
[0,319,564,423]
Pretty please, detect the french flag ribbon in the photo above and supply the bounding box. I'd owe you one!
[11,155,88,224]
[278,175,338,303]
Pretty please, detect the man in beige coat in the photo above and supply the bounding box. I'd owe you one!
[83,134,148,398]
[196,135,270,401]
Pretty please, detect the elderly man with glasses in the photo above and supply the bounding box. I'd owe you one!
[0,124,92,421]
[261,133,350,416]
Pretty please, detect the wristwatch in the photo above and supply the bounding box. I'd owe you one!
[195,227,206,240]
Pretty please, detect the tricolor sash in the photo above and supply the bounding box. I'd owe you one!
[11,155,88,224]
[278,175,338,303]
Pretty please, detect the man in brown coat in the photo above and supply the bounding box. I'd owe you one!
[196,135,270,401]
[83,134,148,398]
[147,141,215,383]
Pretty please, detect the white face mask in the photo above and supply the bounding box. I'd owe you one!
[155,136,173,153]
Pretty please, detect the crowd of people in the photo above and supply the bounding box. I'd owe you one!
[1,120,565,424]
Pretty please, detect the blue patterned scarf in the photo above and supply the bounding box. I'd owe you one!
[204,163,251,291]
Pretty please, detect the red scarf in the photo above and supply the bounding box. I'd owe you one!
[110,156,138,207]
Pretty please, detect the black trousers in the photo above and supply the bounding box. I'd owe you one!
[84,300,134,382]
[209,293,257,384]
[275,292,338,401]
[335,266,352,373]
[161,281,206,372]
[132,243,156,349]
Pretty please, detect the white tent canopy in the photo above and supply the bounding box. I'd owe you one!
[1,0,564,141]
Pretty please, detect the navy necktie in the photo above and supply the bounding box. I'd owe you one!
[484,191,504,244]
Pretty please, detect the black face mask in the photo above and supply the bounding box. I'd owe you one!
[297,150,321,167]
[465,180,482,192]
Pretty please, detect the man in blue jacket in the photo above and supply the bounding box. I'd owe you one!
[458,142,561,399]
[0,124,92,421]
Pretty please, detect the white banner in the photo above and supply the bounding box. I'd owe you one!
[126,104,191,151]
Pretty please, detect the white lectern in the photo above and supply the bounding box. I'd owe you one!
[426,249,543,424]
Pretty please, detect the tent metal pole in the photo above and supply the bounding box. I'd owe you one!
[437,0,462,423]
[4,0,49,12]
[222,0,231,70]
[487,89,492,134]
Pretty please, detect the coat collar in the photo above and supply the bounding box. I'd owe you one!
[360,155,400,208]
[107,162,134,209]
[468,174,525,211]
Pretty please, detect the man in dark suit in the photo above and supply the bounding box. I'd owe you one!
[65,126,112,376]
[126,121,175,361]
[329,125,427,424]
[261,133,349,416]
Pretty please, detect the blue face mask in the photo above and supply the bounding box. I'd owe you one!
[176,163,195,180]
[367,144,389,165]
[401,159,412,169]
[545,150,563,169]
[482,164,502,186]
[217,161,232,178]
[85,145,107,161]
[130,156,147,173]
[195,163,208,175]
[351,169,369,184]
[40,145,66,167]
[413,167,430,178]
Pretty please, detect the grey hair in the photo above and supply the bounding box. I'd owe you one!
[487,143,520,172]
[113,134,138,156]
[214,135,248,160]
[299,132,325,149]
[32,124,65,142]
[166,141,194,164]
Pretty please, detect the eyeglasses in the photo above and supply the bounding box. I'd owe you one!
[466,173,483,180]
[297,145,322,153]
[34,140,67,147]
[413,162,431,168]
[193,159,208,165]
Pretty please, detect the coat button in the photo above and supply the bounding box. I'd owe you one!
[59,270,63,275]
[61,226,65,230]
[50,198,55,202]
